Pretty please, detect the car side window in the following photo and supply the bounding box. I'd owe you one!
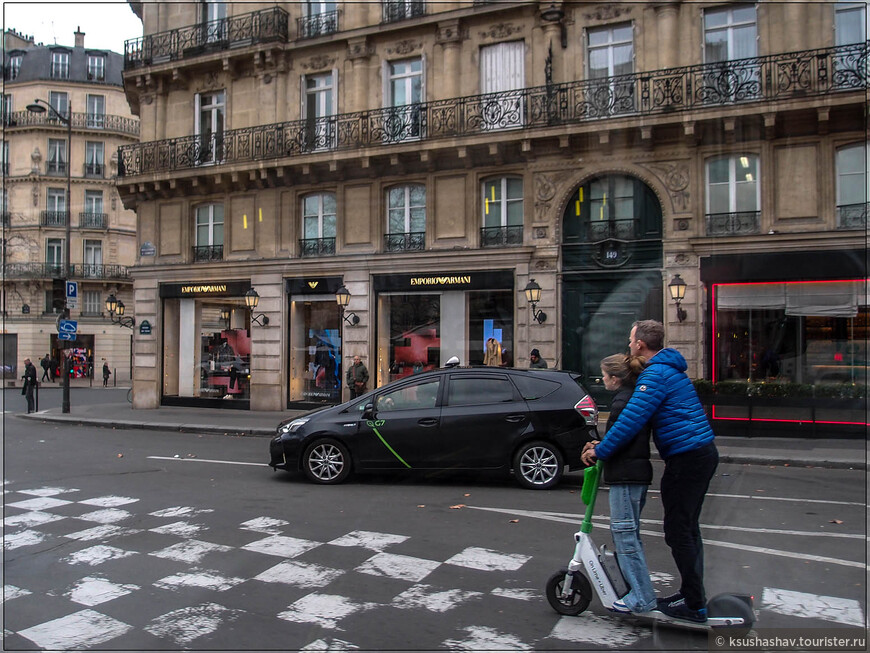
[511,374,561,400]
[377,378,440,411]
[446,376,517,406]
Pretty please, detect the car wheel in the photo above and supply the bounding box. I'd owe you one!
[513,440,564,489]
[303,438,351,485]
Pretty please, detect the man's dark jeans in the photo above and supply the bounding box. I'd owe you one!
[660,442,719,610]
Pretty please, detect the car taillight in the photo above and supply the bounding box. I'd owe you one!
[574,395,598,426]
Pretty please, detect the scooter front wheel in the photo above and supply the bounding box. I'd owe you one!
[546,569,592,616]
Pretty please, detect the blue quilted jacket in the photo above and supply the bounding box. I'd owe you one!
[594,348,714,461]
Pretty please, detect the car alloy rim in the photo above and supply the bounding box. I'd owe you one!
[520,446,558,485]
[309,443,344,480]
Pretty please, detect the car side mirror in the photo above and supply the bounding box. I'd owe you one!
[361,403,374,420]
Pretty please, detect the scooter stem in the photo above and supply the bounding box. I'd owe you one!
[580,461,602,534]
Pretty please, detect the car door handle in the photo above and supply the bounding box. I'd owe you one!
[505,414,527,423]
[418,418,439,427]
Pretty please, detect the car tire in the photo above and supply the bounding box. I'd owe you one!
[303,438,351,485]
[512,440,564,489]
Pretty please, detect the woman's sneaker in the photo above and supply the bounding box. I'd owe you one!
[659,598,707,623]
[609,599,633,614]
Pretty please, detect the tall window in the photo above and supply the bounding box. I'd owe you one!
[86,94,105,128]
[706,155,760,235]
[87,54,106,81]
[482,177,523,247]
[479,41,525,130]
[47,139,67,175]
[301,193,337,256]
[202,0,228,42]
[1,95,11,124]
[386,185,425,251]
[46,238,64,266]
[84,190,104,228]
[83,239,102,277]
[85,142,104,177]
[301,1,338,37]
[836,3,867,45]
[384,58,423,141]
[50,50,70,78]
[586,23,635,116]
[704,5,757,62]
[0,140,8,175]
[195,204,224,247]
[8,54,22,80]
[195,90,225,165]
[83,290,101,315]
[49,91,69,119]
[304,72,336,150]
[836,143,869,229]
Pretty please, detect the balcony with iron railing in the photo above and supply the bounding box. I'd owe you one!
[705,211,761,236]
[83,162,105,178]
[46,160,68,176]
[40,211,68,227]
[297,10,339,39]
[192,244,224,262]
[72,263,130,279]
[480,225,523,248]
[586,219,639,241]
[837,203,868,230]
[383,0,425,23]
[2,262,129,280]
[299,237,336,257]
[79,212,108,229]
[124,7,289,69]
[384,231,425,252]
[6,110,139,136]
[118,42,869,178]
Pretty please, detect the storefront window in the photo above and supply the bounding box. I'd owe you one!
[288,299,342,404]
[468,291,513,367]
[199,309,251,401]
[380,294,441,384]
[713,280,868,386]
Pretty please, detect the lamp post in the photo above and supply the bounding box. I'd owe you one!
[668,274,688,323]
[28,98,71,413]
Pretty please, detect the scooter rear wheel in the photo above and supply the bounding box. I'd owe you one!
[546,569,592,616]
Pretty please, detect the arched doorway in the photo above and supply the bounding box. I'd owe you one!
[561,174,664,406]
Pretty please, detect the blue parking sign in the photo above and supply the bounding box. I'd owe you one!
[66,281,78,298]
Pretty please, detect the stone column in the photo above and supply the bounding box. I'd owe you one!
[347,37,373,112]
[655,3,679,69]
[436,20,463,98]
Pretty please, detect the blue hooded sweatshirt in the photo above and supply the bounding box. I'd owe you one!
[594,348,714,461]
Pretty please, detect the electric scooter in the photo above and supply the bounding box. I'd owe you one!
[545,461,755,634]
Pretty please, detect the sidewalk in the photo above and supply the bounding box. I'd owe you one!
[13,400,868,471]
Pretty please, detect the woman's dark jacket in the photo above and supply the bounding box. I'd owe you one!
[601,386,653,485]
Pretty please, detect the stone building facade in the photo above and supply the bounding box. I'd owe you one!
[1,28,139,383]
[118,1,867,433]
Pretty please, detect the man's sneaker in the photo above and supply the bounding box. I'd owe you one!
[659,598,707,623]
[656,591,683,610]
[609,599,633,614]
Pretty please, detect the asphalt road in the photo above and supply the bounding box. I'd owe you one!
[2,415,866,651]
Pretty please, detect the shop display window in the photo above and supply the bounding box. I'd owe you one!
[381,294,441,383]
[468,291,513,367]
[288,299,342,404]
[200,327,251,400]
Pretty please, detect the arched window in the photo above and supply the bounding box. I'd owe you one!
[386,184,425,251]
[705,154,760,235]
[301,192,336,257]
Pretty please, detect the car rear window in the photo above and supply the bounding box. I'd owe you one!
[511,374,561,400]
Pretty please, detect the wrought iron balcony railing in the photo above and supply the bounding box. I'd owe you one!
[46,161,68,176]
[124,7,289,69]
[79,212,108,229]
[297,10,339,39]
[6,110,139,136]
[2,262,69,278]
[383,0,425,23]
[118,42,868,177]
[41,211,68,226]
[72,263,130,279]
[299,237,336,257]
[837,203,868,230]
[586,219,639,241]
[192,244,224,262]
[480,225,523,248]
[705,211,761,236]
[83,163,105,178]
[384,231,425,252]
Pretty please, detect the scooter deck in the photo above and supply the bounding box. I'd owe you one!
[626,610,748,630]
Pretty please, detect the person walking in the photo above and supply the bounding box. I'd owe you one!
[102,360,112,387]
[590,353,656,614]
[21,358,38,413]
[40,354,52,382]
[346,355,369,399]
[582,320,717,623]
[529,348,548,368]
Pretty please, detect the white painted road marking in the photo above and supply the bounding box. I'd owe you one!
[18,609,132,650]
[148,455,268,467]
[762,587,865,627]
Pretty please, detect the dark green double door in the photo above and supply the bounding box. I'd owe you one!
[562,272,663,408]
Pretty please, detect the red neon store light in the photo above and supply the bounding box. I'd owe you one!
[710,279,867,426]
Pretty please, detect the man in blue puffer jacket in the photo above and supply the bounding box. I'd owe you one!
[582,319,718,623]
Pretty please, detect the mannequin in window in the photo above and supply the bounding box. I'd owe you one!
[483,337,502,366]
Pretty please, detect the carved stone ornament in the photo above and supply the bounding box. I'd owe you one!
[675,218,689,232]
[30,146,41,175]
[205,71,220,89]
[387,40,422,56]
[479,23,523,40]
[534,226,548,239]
[639,162,691,213]
[32,184,39,207]
[675,252,692,265]
[582,4,633,22]
[534,259,553,270]
[347,38,373,60]
[535,173,557,203]
[302,55,337,71]
[436,21,464,44]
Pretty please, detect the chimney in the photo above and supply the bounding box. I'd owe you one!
[74,26,85,48]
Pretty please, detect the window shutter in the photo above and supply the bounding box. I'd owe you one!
[382,59,390,107]
[332,68,339,116]
[194,92,202,135]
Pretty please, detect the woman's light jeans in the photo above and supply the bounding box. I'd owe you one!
[608,483,658,613]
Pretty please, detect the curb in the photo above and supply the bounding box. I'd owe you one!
[17,413,867,470]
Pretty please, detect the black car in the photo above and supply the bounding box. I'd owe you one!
[269,366,599,489]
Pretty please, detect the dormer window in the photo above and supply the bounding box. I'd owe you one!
[50,50,70,79]
[87,54,106,81]
[8,53,22,80]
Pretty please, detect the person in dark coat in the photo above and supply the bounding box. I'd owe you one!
[346,355,369,398]
[529,348,548,368]
[40,354,52,382]
[21,358,38,413]
[583,320,717,623]
[102,361,111,387]
[587,353,655,615]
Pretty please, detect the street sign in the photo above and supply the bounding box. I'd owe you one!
[139,320,152,335]
[58,333,76,341]
[58,319,78,334]
[66,281,78,299]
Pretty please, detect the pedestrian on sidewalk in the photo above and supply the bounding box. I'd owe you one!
[102,360,111,387]
[529,348,548,368]
[40,354,52,382]
[346,355,369,398]
[21,358,38,413]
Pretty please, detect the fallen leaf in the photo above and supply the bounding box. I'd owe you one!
[830,519,844,524]
[117,453,123,458]
[450,504,465,510]
[783,463,790,467]
[509,519,519,523]
[464,493,471,497]
[417,505,425,508]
